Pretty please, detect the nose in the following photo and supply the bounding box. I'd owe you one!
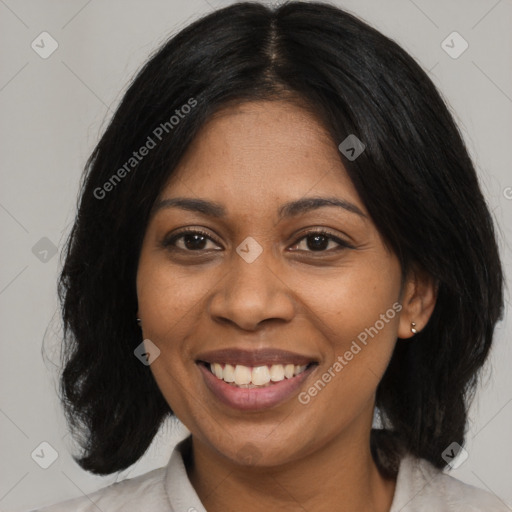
[208,246,295,331]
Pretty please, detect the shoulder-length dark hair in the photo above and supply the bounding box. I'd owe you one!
[57,0,504,475]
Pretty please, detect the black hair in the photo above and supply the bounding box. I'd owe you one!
[57,1,504,476]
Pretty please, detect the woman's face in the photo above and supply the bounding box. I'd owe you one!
[136,100,411,467]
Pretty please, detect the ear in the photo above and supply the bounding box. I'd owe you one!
[397,265,438,339]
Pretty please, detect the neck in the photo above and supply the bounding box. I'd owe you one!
[185,420,397,512]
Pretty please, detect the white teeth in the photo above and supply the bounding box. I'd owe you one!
[223,363,235,382]
[269,364,285,382]
[212,363,223,379]
[251,366,271,386]
[234,365,252,385]
[208,362,311,386]
[295,364,307,376]
[284,364,295,379]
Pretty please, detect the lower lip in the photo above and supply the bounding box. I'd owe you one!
[198,363,317,411]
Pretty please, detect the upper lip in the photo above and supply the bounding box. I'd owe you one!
[196,348,318,367]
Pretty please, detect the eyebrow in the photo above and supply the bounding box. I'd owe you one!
[151,196,367,220]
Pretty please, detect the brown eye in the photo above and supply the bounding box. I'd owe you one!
[289,230,353,253]
[162,229,221,252]
[305,233,331,251]
[180,233,209,250]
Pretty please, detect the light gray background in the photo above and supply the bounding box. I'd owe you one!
[1,0,511,510]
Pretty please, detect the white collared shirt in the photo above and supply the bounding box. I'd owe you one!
[33,436,509,511]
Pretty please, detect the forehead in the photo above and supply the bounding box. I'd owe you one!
[159,100,362,211]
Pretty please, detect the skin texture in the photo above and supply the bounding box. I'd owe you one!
[136,100,437,512]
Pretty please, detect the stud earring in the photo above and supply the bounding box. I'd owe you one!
[136,318,142,326]
[411,322,417,334]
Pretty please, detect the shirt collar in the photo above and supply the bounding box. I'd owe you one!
[164,435,207,512]
[164,435,419,512]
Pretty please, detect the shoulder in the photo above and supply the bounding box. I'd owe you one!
[32,467,169,512]
[391,454,509,511]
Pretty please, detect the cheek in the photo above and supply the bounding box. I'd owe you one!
[291,260,401,404]
[135,258,209,418]
[293,258,401,343]
[136,257,212,345]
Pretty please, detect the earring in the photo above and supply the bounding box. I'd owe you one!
[411,322,417,334]
[136,318,142,326]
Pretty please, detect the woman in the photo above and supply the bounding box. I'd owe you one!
[35,1,507,510]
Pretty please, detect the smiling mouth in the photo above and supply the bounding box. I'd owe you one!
[198,361,318,388]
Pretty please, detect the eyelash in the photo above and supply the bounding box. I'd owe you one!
[162,228,354,255]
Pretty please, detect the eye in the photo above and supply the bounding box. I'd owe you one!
[161,229,222,252]
[289,230,353,253]
[161,228,354,254]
